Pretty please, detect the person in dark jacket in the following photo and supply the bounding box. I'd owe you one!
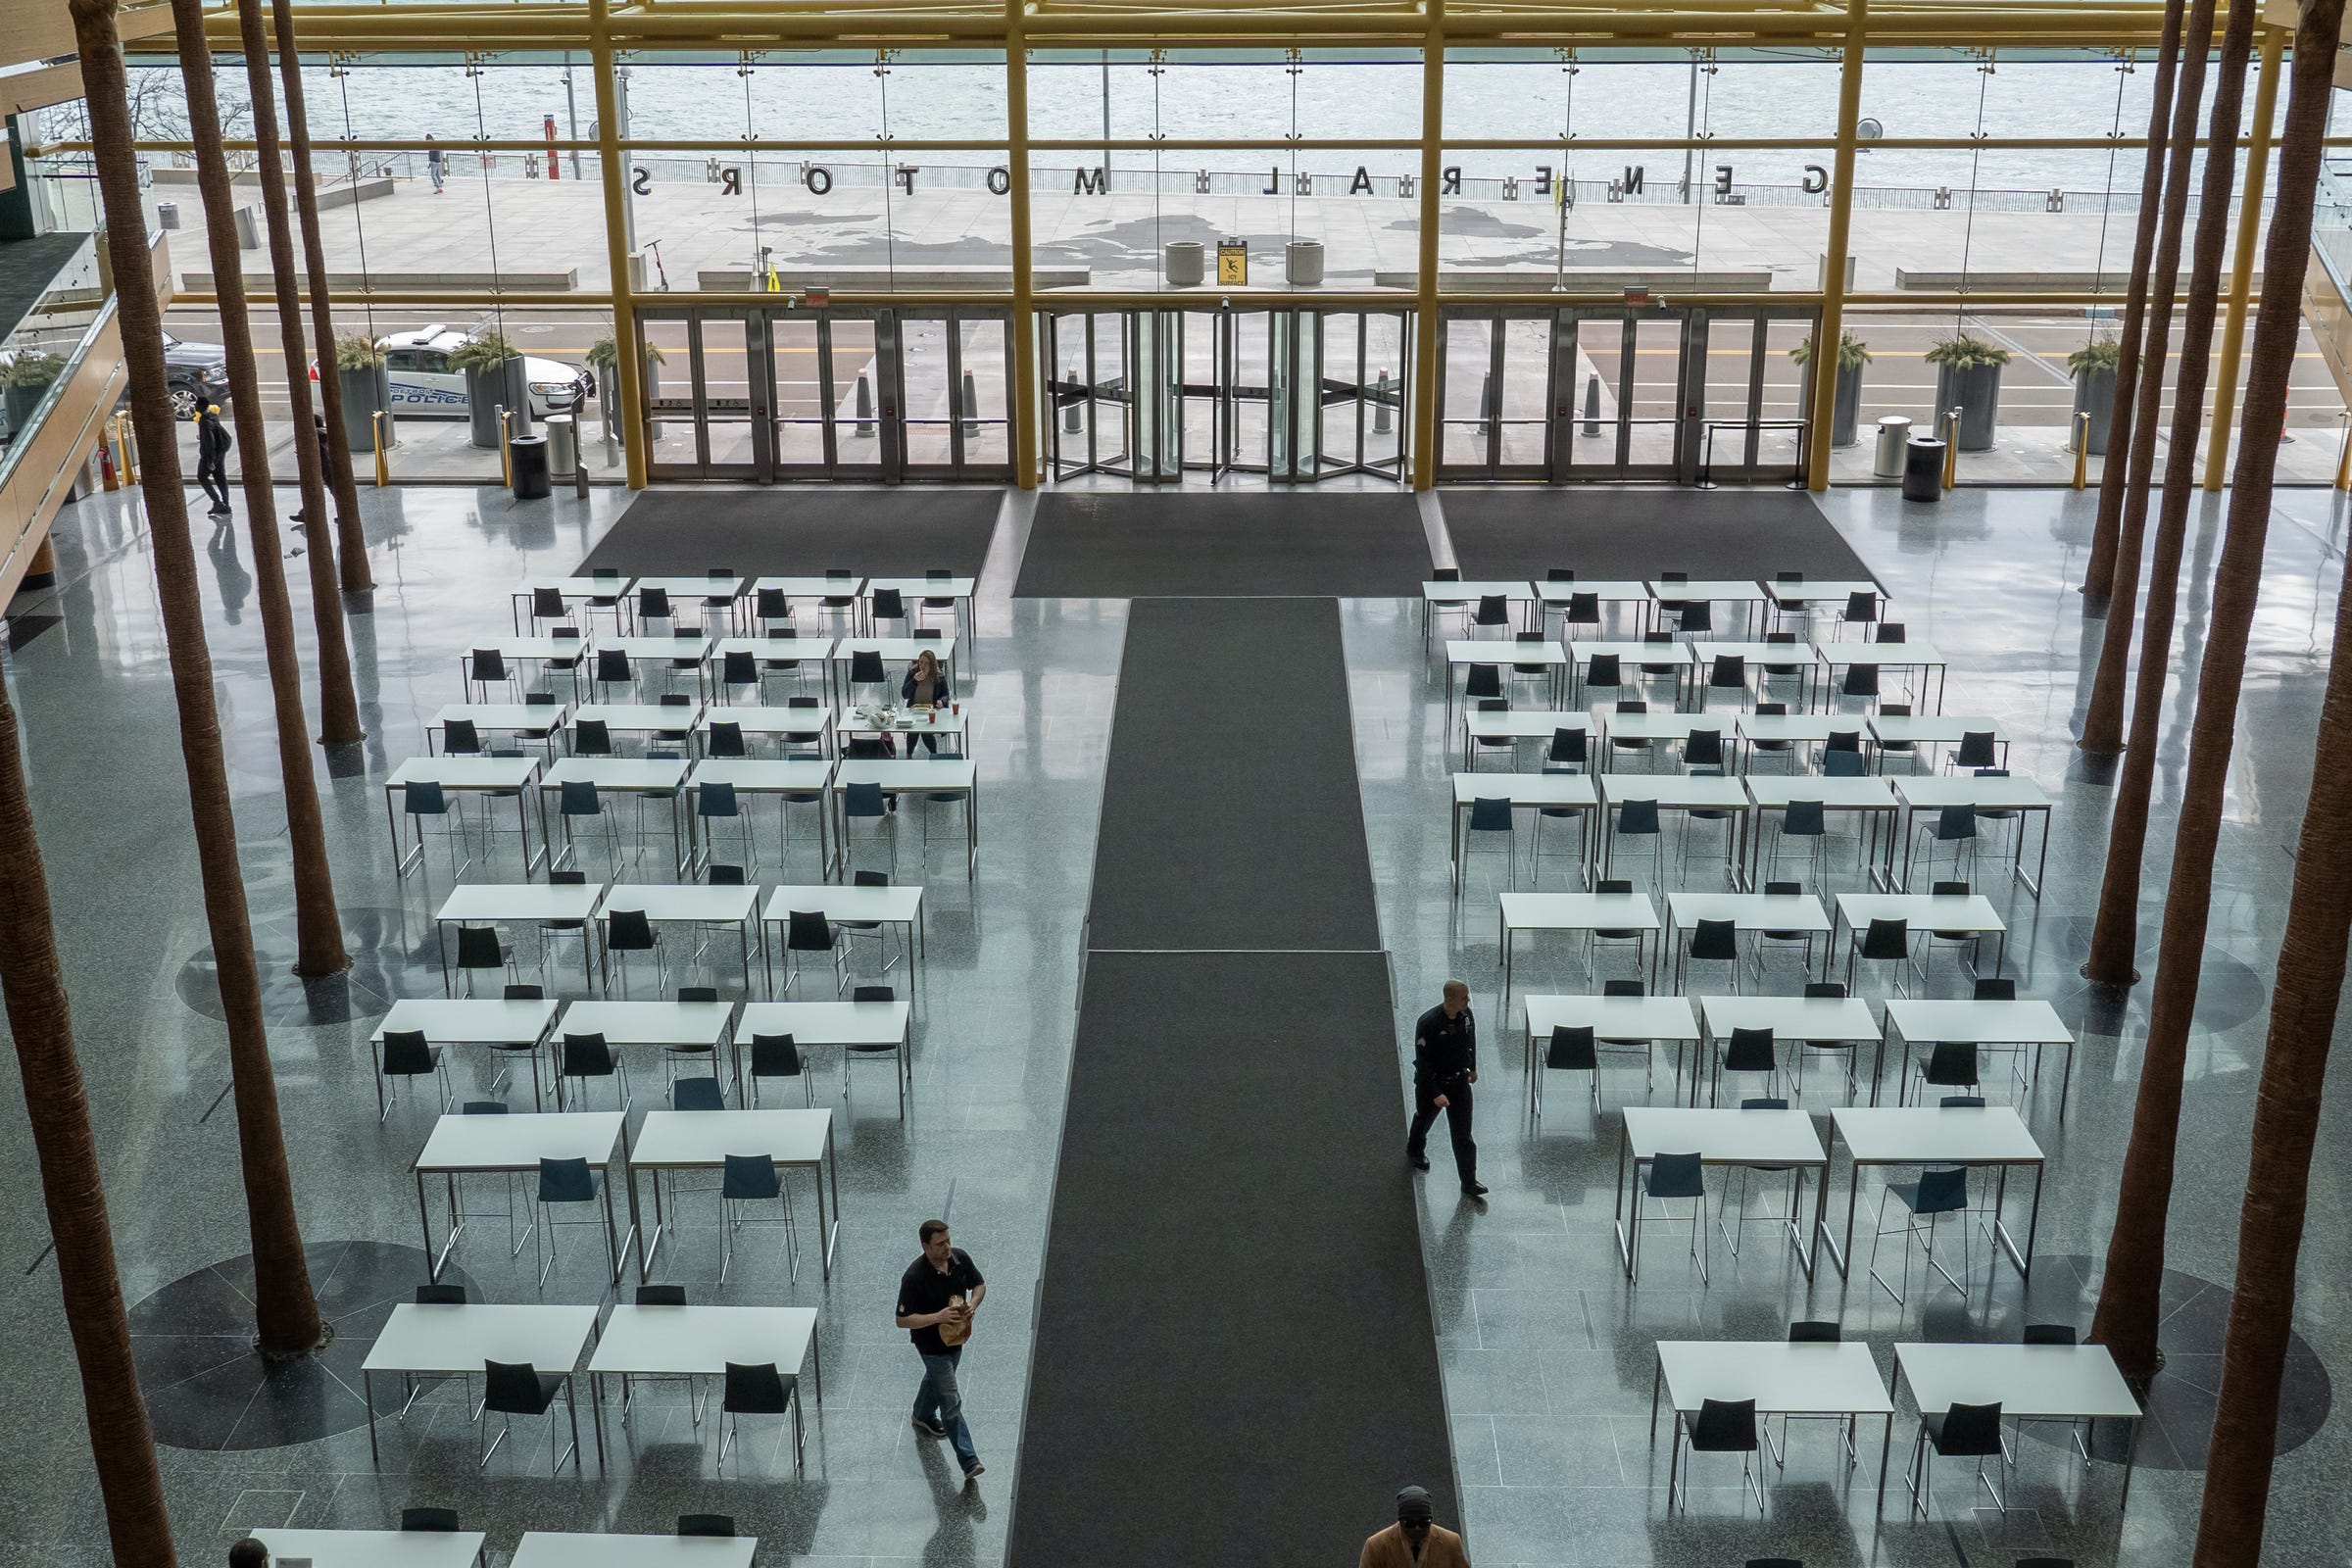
[1406,980,1485,1197]
[899,648,949,756]
[195,403,232,518]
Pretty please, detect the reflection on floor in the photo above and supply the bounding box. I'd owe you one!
[0,477,2344,1568]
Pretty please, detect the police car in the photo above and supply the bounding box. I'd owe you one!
[369,325,593,418]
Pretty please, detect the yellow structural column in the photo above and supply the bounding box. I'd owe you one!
[1006,1,1039,490]
[1805,0,1868,492]
[590,0,645,489]
[2203,24,2282,490]
[1409,0,1445,491]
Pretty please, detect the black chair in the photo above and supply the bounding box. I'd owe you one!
[594,647,634,700]
[719,1360,801,1474]
[1677,915,1740,995]
[1754,878,1820,979]
[2013,1326,2090,1460]
[375,1027,451,1123]
[848,648,889,699]
[557,777,619,875]
[1771,1320,1856,1467]
[1608,699,1654,771]
[707,718,748,760]
[719,649,760,705]
[416,1283,467,1304]
[1908,1399,2007,1516]
[1973,976,2016,1002]
[399,1509,462,1533]
[839,869,900,975]
[1874,701,1922,773]
[1870,1163,1970,1305]
[1547,726,1587,769]
[1536,1024,1598,1119]
[1589,879,1649,976]
[1563,590,1603,636]
[1715,1026,1778,1105]
[1531,762,1588,884]
[843,779,895,861]
[1838,662,1881,710]
[1703,654,1747,711]
[1473,593,1511,636]
[453,924,514,998]
[1463,662,1504,706]
[696,778,756,875]
[718,1153,797,1284]
[1581,651,1623,706]
[755,586,792,631]
[530,585,568,628]
[1610,797,1664,888]
[871,586,909,634]
[533,1154,616,1288]
[441,717,483,758]
[1793,979,1859,1098]
[1674,1396,1761,1512]
[847,983,907,1115]
[560,1031,631,1112]
[1838,590,1878,635]
[404,780,471,879]
[1464,795,1516,891]
[672,1076,726,1111]
[750,1032,813,1106]
[1426,566,1470,643]
[1847,916,1914,998]
[604,905,666,998]
[1924,877,1986,984]
[1913,1041,1981,1105]
[571,716,614,760]
[1915,804,1980,890]
[677,1516,737,1539]
[1952,729,2001,772]
[638,585,673,629]
[783,909,846,994]
[1768,797,1828,889]
[467,647,515,703]
[1467,697,1518,768]
[480,1357,578,1473]
[1636,1150,1709,1284]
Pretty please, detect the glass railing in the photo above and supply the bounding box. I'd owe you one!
[2317,157,2352,296]
[0,231,107,468]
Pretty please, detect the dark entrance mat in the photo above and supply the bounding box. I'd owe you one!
[1442,486,1880,583]
[1012,490,1432,597]
[575,487,1004,579]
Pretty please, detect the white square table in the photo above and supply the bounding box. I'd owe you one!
[385,756,545,878]
[1891,1343,2142,1512]
[761,883,927,1001]
[555,999,737,1102]
[837,701,971,751]
[372,997,559,1112]
[256,1529,487,1568]
[472,636,596,700]
[1867,712,2007,771]
[1449,771,1597,895]
[831,758,980,880]
[1648,579,1768,633]
[1498,891,1659,1012]
[866,574,978,640]
[362,1303,598,1466]
[1880,998,2077,1117]
[828,638,960,705]
[588,1303,819,1469]
[753,573,866,612]
[1666,891,1833,990]
[1570,639,1694,707]
[1461,708,1589,770]
[1694,993,1880,1106]
[510,1533,757,1568]
[1422,579,1536,646]
[698,701,836,756]
[1651,1340,1895,1507]
[537,758,690,879]
[431,703,569,756]
[711,633,839,691]
[1591,708,1734,771]
[628,1107,841,1279]
[738,996,914,1113]
[1734,710,1847,772]
[687,757,836,870]
[1614,1105,1827,1280]
[431,882,606,994]
[630,573,749,633]
[1446,638,1572,718]
[1523,992,1699,1115]
[412,1109,627,1283]
[565,702,707,752]
[512,575,634,632]
[1891,772,2054,897]
[1826,1105,2045,1285]
[1741,774,1900,890]
[1763,577,1883,621]
[1595,774,1753,883]
[1834,892,2008,979]
[1815,640,1951,711]
[594,884,760,994]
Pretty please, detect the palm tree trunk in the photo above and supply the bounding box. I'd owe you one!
[2188,6,2350,1556]
[0,680,177,1568]
[72,0,326,1358]
[2081,0,2257,987]
[172,0,348,980]
[2080,0,2213,757]
[2079,0,2183,613]
[268,0,372,594]
[234,0,363,748]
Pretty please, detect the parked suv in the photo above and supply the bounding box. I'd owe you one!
[161,330,231,418]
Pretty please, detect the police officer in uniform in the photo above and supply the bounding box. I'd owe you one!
[1407,979,1486,1197]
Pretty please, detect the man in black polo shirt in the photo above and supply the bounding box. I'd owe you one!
[896,1218,987,1483]
[1407,979,1487,1197]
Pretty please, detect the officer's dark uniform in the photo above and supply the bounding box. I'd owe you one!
[1406,1001,1479,1189]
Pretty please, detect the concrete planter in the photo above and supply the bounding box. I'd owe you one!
[1831,362,1863,448]
[464,356,528,449]
[339,364,393,453]
[1164,241,1204,286]
[2072,366,2117,455]
[1285,240,1325,286]
[1933,361,2002,452]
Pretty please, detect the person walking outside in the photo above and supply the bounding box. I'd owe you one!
[426,134,446,194]
[195,402,232,518]
[1359,1487,1470,1568]
[1406,980,1486,1198]
[896,1218,986,1484]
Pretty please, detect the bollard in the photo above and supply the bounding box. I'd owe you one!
[1062,368,1083,434]
[2336,413,2352,492]
[855,373,875,438]
[1477,371,1494,437]
[116,411,138,485]
[1373,368,1392,434]
[1583,373,1602,437]
[2071,413,2089,490]
[960,368,979,436]
[372,409,391,486]
[1940,410,1961,491]
[576,443,591,498]
[498,406,514,488]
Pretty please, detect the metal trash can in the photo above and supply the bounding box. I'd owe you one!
[1873,415,1912,478]
[509,434,552,500]
[157,201,180,230]
[545,415,577,480]
[1900,436,1945,502]
[1164,241,1204,286]
[233,205,261,249]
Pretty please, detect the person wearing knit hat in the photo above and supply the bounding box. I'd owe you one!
[1357,1485,1469,1568]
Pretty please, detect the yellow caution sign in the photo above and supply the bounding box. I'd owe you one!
[1216,240,1249,286]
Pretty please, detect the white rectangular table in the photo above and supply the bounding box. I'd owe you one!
[1522,992,1699,1114]
[565,702,707,751]
[761,883,927,1000]
[430,703,568,755]
[1537,578,1652,627]
[1614,1105,1827,1280]
[510,1532,757,1568]
[1445,638,1572,717]
[1422,579,1536,646]
[630,573,749,632]
[1591,709,1735,771]
[412,1109,627,1282]
[1449,771,1596,895]
[372,997,559,1112]
[866,575,978,640]
[687,757,836,870]
[712,634,838,685]
[1891,1343,2142,1511]
[1826,1105,2046,1285]
[828,638,960,704]
[1695,993,1880,1106]
[1741,774,1900,890]
[838,701,970,752]
[587,1303,819,1469]
[1734,710,1848,772]
[431,882,606,993]
[595,884,760,993]
[1499,892,1659,1011]
[1461,708,1589,770]
[1649,578,1768,633]
[362,1303,599,1466]
[512,574,633,631]
[1570,639,1694,707]
[1891,773,2054,897]
[738,997,913,1112]
[256,1529,487,1568]
[385,756,545,878]
[538,758,690,879]
[556,999,737,1100]
[1834,892,2009,978]
[1880,998,2077,1117]
[754,573,865,612]
[628,1107,841,1279]
[1867,712,2007,771]
[1651,1340,1895,1506]
[698,701,836,755]
[473,635,596,699]
[1595,774,1753,883]
[1666,891,1833,987]
[831,758,980,880]
[1815,640,1951,711]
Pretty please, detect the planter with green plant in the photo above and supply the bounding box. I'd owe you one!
[1789,330,1872,448]
[333,331,394,454]
[2,349,67,432]
[2067,337,2122,457]
[586,333,666,445]
[1924,333,2011,452]
[450,330,524,448]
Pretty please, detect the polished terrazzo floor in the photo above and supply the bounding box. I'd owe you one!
[0,476,2345,1568]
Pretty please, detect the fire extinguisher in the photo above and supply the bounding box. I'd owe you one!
[544,115,561,180]
[97,434,119,491]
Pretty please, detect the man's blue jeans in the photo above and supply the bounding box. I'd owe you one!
[914,1348,980,1472]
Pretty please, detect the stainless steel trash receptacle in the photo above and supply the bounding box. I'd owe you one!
[1873,415,1912,478]
[545,415,577,480]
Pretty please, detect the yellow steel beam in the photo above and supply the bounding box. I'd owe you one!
[2203,22,2282,488]
[1804,0,1866,492]
[1410,0,1444,490]
[590,0,646,486]
[1006,0,1039,488]
[166,287,2263,310]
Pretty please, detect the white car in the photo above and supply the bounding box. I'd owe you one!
[371,325,593,418]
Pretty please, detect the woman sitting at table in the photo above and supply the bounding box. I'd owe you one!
[901,649,949,756]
